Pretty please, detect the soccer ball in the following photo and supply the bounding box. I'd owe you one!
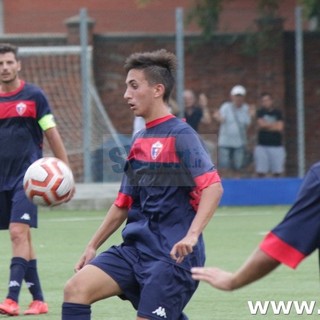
[23,157,75,207]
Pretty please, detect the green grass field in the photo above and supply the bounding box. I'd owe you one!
[0,206,318,319]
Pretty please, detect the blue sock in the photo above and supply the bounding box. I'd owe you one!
[7,257,28,303]
[62,302,91,320]
[24,259,44,301]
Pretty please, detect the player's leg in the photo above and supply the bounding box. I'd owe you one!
[62,264,122,320]
[137,257,197,320]
[23,230,48,315]
[63,246,140,320]
[0,188,35,316]
[0,191,22,316]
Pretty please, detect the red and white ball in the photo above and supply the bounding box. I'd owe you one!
[23,157,74,207]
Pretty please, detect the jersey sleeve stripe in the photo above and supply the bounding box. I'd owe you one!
[194,171,221,190]
[114,192,133,209]
[260,232,305,269]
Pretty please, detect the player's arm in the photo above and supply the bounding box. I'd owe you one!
[191,248,280,291]
[75,204,128,272]
[38,113,70,166]
[41,114,75,200]
[170,181,223,263]
[44,127,70,165]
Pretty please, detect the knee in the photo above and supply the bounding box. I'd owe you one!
[64,277,89,304]
[64,278,79,301]
[9,225,28,244]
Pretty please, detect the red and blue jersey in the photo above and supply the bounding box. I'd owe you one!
[260,162,320,268]
[114,114,221,269]
[0,80,53,190]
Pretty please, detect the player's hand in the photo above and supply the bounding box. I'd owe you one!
[74,247,96,272]
[66,185,76,202]
[170,235,198,264]
[191,267,234,291]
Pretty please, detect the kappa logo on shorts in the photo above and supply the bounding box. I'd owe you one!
[151,141,163,160]
[152,306,167,318]
[20,213,31,220]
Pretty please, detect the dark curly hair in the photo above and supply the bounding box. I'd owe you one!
[124,49,176,103]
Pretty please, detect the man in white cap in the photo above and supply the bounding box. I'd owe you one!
[213,85,255,177]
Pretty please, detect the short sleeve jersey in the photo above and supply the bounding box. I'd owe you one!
[260,162,320,268]
[114,114,221,269]
[0,80,54,190]
[257,108,283,146]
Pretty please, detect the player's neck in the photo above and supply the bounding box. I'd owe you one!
[0,78,21,93]
[144,103,171,123]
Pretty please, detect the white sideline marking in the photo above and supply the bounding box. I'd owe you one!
[46,210,278,223]
[215,211,276,217]
[46,217,104,222]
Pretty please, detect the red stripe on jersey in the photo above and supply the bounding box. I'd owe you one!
[260,232,305,269]
[114,192,133,209]
[146,114,175,129]
[189,171,221,211]
[128,137,180,163]
[194,171,221,190]
[0,100,36,119]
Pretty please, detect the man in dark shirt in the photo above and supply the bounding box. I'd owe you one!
[254,92,286,177]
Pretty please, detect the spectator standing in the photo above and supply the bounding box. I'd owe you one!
[254,92,286,177]
[213,85,255,177]
[183,89,211,132]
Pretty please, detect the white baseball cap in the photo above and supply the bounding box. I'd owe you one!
[230,85,246,96]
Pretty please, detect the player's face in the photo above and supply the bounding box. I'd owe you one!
[0,52,21,84]
[124,69,156,118]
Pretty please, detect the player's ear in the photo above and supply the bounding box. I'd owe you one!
[154,83,165,98]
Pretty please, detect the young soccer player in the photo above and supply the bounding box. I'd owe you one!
[61,49,223,320]
[0,43,74,315]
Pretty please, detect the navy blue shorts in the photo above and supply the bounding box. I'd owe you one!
[90,245,197,319]
[0,181,37,230]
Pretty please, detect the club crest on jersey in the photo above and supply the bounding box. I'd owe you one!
[151,141,163,160]
[16,102,27,116]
